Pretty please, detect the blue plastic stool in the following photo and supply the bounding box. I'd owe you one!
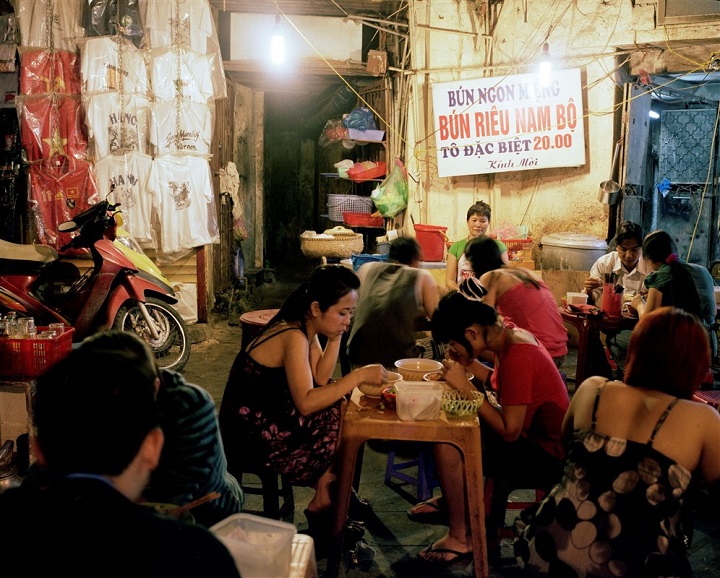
[384,442,438,501]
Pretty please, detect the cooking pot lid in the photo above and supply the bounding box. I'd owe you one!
[540,232,608,250]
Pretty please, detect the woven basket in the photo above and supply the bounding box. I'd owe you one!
[327,195,374,222]
[300,233,364,259]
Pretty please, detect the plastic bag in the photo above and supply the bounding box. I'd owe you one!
[371,158,408,218]
[342,107,377,131]
[172,283,198,325]
[318,118,348,147]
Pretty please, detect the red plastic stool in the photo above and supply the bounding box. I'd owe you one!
[484,477,546,539]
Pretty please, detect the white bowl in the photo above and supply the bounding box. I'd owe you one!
[358,371,402,398]
[394,358,443,381]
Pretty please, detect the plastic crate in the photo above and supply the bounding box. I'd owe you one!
[347,161,386,183]
[327,194,373,221]
[342,212,384,228]
[501,237,533,261]
[0,327,75,378]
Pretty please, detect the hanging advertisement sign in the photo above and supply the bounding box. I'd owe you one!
[432,68,586,177]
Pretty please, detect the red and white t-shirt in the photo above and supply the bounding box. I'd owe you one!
[151,48,214,104]
[147,155,214,253]
[80,36,148,96]
[144,0,213,54]
[86,91,151,160]
[15,0,82,51]
[150,98,212,156]
[93,151,154,244]
[28,156,98,252]
[20,49,82,95]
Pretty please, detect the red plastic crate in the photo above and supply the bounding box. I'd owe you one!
[342,212,384,228]
[0,327,75,378]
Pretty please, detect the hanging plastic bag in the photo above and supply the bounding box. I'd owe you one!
[371,158,408,218]
[319,118,348,147]
[342,107,377,131]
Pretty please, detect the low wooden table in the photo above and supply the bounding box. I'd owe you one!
[327,389,488,577]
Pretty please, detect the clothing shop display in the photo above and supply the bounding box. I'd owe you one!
[19,94,88,161]
[144,0,213,54]
[20,48,81,95]
[14,0,82,51]
[80,36,147,96]
[150,98,212,156]
[151,48,214,104]
[82,0,143,47]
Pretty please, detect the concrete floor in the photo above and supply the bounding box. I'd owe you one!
[183,264,720,577]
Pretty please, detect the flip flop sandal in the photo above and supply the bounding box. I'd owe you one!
[406,497,448,524]
[418,544,473,565]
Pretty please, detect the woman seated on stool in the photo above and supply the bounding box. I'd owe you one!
[464,235,568,368]
[516,307,720,577]
[219,265,386,540]
[409,280,570,564]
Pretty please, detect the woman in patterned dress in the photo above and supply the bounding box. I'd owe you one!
[219,265,386,524]
[517,307,720,577]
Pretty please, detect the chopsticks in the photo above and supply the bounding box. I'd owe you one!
[169,492,221,517]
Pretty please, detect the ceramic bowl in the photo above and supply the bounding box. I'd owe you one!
[393,358,443,381]
[358,371,402,398]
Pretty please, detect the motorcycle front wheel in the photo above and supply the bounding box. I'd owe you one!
[113,296,190,372]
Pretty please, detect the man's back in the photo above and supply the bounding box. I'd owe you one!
[0,478,240,578]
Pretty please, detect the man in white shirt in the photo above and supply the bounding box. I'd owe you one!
[583,221,648,379]
[584,221,649,303]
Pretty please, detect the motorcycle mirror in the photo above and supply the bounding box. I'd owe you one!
[58,220,78,233]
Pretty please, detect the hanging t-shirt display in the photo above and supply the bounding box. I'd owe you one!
[147,155,214,253]
[28,156,98,252]
[151,98,212,156]
[144,0,213,54]
[93,151,153,244]
[19,94,88,161]
[82,0,144,48]
[20,49,81,95]
[151,48,214,104]
[80,36,148,96]
[14,0,82,52]
[86,91,150,159]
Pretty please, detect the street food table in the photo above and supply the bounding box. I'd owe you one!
[560,308,637,385]
[327,389,487,578]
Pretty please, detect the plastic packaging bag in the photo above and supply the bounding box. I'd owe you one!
[172,282,198,325]
[318,118,348,147]
[342,107,377,131]
[371,158,408,218]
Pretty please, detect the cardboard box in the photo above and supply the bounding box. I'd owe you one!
[347,128,385,142]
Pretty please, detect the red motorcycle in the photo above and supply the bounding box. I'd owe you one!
[0,200,190,371]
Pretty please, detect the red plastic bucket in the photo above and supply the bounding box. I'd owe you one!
[414,224,448,262]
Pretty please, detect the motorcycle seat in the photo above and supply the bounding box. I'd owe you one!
[0,240,58,263]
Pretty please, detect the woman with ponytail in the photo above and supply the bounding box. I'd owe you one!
[625,230,717,360]
[219,265,386,531]
[410,284,569,564]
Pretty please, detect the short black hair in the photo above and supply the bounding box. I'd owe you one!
[33,331,159,478]
[467,201,491,221]
[389,237,422,265]
[615,221,643,246]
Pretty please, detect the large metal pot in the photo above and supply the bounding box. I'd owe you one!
[539,232,608,271]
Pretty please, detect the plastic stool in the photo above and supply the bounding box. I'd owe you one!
[384,442,438,501]
[484,477,546,539]
[235,465,295,520]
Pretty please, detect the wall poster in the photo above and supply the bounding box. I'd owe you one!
[432,68,586,177]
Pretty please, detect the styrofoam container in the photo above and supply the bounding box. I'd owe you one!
[395,381,443,421]
[211,513,296,577]
[566,292,588,306]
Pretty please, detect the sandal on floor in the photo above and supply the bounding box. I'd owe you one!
[418,544,473,565]
[406,497,448,524]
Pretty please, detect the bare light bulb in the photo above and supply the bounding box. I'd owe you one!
[271,15,285,65]
[538,43,552,88]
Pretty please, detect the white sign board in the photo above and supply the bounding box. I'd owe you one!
[432,69,586,177]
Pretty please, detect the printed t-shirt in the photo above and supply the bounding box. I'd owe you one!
[86,92,151,159]
[80,36,148,96]
[28,156,98,252]
[20,94,88,161]
[82,0,144,47]
[151,98,212,156]
[151,49,214,104]
[147,155,214,253]
[145,0,213,53]
[93,151,154,244]
[15,0,82,51]
[20,49,81,95]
